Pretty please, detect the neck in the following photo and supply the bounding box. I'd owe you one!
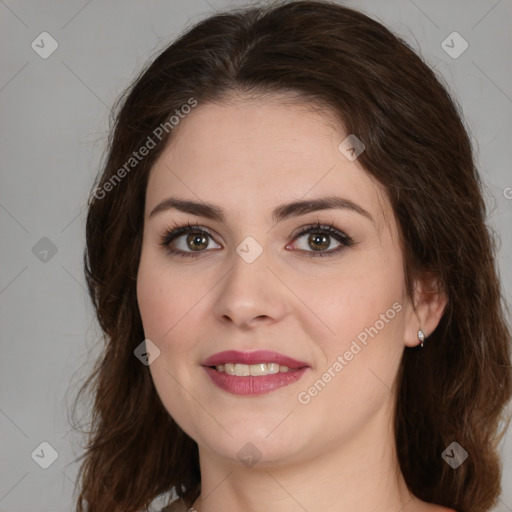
[188,400,417,512]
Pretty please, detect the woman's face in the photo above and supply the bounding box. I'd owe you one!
[137,94,420,466]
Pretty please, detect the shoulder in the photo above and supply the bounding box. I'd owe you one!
[159,499,457,512]
[159,498,190,512]
[411,502,458,512]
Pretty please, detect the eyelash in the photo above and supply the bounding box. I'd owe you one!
[159,220,355,258]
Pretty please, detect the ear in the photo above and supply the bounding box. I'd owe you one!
[403,272,448,348]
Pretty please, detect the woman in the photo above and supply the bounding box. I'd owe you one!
[71,1,512,511]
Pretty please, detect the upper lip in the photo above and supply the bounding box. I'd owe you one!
[202,350,310,369]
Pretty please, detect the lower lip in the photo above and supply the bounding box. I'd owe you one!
[202,366,309,395]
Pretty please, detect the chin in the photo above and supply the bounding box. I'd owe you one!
[197,427,309,467]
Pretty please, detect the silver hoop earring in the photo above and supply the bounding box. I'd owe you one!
[418,329,425,348]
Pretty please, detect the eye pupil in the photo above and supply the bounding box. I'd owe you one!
[187,233,208,251]
[162,223,350,258]
[309,233,330,251]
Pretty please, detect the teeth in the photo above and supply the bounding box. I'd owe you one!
[217,363,293,376]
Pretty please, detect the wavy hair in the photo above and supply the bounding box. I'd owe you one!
[70,1,512,511]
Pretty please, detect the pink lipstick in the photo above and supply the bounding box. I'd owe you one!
[201,350,310,395]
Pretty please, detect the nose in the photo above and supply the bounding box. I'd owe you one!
[212,244,290,330]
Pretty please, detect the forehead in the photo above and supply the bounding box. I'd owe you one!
[145,94,392,231]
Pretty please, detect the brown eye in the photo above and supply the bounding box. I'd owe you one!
[289,222,354,257]
[160,223,222,257]
[293,231,341,253]
[185,233,209,251]
[307,233,331,251]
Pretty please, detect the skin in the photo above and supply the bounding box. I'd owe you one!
[136,92,449,512]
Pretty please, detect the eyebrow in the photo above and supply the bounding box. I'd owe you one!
[149,195,374,224]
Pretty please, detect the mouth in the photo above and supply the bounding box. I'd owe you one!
[208,362,301,376]
[201,350,310,395]
[202,349,310,369]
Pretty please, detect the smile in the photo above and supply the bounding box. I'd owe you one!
[201,350,310,395]
[213,362,295,376]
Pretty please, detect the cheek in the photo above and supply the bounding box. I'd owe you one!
[137,253,203,430]
[136,248,196,342]
[293,250,406,440]
[297,241,406,381]
[136,262,169,341]
[306,249,404,333]
[136,250,211,385]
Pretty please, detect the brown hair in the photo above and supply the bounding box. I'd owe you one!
[70,1,512,511]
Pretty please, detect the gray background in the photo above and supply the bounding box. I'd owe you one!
[1,0,511,510]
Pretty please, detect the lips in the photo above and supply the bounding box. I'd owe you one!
[201,350,311,395]
[201,350,310,369]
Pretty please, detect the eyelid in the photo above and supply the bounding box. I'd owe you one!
[159,221,219,252]
[159,220,355,257]
[286,221,355,257]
